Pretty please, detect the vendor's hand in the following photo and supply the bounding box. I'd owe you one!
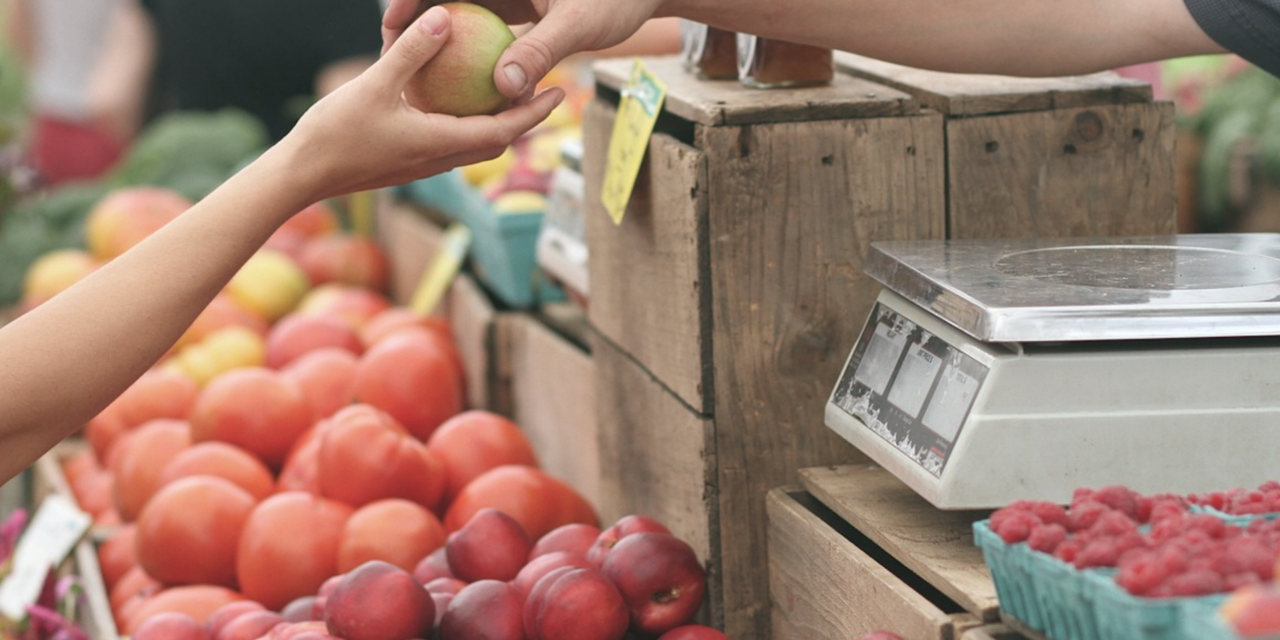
[383,0,665,100]
[283,5,565,203]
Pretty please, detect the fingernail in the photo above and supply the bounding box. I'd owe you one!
[503,64,528,95]
[419,6,448,35]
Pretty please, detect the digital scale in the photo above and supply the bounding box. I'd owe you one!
[825,234,1280,509]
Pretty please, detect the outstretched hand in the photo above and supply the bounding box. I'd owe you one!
[382,0,663,101]
[288,4,565,204]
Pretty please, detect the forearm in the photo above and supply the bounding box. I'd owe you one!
[0,144,312,482]
[668,0,1224,76]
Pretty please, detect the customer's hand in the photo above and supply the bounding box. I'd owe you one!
[285,5,565,203]
[383,0,665,100]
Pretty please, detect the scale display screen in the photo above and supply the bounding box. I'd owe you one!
[831,302,990,477]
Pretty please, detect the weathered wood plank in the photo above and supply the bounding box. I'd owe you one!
[946,102,1179,238]
[447,274,511,413]
[800,464,1000,621]
[584,100,712,412]
[508,314,601,507]
[593,56,918,126]
[701,110,945,640]
[375,196,449,312]
[835,52,1153,117]
[590,333,719,627]
[768,488,981,640]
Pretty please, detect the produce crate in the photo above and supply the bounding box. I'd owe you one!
[374,194,453,313]
[506,306,600,507]
[585,54,1176,640]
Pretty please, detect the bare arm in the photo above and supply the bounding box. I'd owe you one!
[86,0,157,142]
[385,0,1226,99]
[5,0,35,66]
[0,6,564,484]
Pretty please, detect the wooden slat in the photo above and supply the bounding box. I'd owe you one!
[701,110,946,640]
[590,333,719,627]
[584,101,712,412]
[768,488,981,640]
[375,196,449,311]
[508,314,601,508]
[835,52,1153,117]
[800,464,1000,620]
[447,274,507,413]
[961,624,1033,640]
[592,56,918,126]
[946,102,1179,238]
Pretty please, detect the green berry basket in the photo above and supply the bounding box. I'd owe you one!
[1179,597,1246,640]
[1084,569,1228,640]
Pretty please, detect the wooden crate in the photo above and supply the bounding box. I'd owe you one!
[507,307,601,507]
[374,194,452,313]
[834,52,1179,238]
[768,464,1021,640]
[584,55,1178,640]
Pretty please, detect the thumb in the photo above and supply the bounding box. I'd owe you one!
[493,18,582,100]
[371,5,452,91]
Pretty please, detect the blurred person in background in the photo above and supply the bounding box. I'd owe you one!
[5,0,150,185]
[131,0,385,142]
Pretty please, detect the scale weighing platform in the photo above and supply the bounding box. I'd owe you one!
[825,234,1280,509]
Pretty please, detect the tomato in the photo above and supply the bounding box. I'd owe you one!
[97,524,139,590]
[173,293,270,355]
[70,468,115,518]
[443,465,598,541]
[112,368,201,430]
[86,403,129,462]
[280,347,359,420]
[350,328,463,441]
[124,585,244,635]
[188,367,315,469]
[337,498,447,574]
[279,201,340,238]
[136,476,257,587]
[110,419,192,521]
[236,491,353,610]
[426,410,539,503]
[264,312,364,370]
[316,405,444,511]
[110,565,162,618]
[158,441,275,502]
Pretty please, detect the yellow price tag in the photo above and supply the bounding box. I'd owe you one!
[601,59,667,226]
[410,223,472,317]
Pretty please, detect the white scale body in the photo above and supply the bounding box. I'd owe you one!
[824,234,1280,509]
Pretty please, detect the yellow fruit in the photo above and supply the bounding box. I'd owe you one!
[225,250,311,322]
[167,326,265,386]
[492,190,548,215]
[21,249,100,308]
[460,147,516,187]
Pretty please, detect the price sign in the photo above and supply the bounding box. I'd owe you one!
[0,495,91,621]
[409,222,472,317]
[601,59,667,226]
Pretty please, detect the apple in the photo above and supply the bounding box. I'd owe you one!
[600,532,706,635]
[657,625,731,640]
[403,3,516,117]
[298,233,390,292]
[20,248,100,310]
[530,523,601,561]
[446,507,532,582]
[133,612,210,640]
[524,566,629,640]
[84,186,191,261]
[440,580,525,640]
[265,312,364,369]
[324,560,435,640]
[297,284,392,330]
[588,515,672,568]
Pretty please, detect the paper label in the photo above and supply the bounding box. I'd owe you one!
[0,495,91,620]
[601,59,667,226]
[409,222,472,317]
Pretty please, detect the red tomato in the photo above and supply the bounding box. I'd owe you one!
[110,419,192,521]
[350,328,463,441]
[188,367,314,469]
[110,565,162,618]
[316,404,445,511]
[136,476,257,587]
[97,524,139,590]
[158,441,275,502]
[280,347,359,420]
[443,465,598,541]
[264,312,364,369]
[426,410,540,504]
[112,368,201,430]
[236,492,353,610]
[337,498,447,574]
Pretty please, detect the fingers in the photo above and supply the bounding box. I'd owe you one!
[493,17,585,99]
[431,87,566,152]
[381,0,431,55]
[370,6,452,94]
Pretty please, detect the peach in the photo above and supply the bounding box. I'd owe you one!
[132,611,210,640]
[20,248,100,309]
[298,233,389,293]
[513,550,593,598]
[600,532,706,635]
[84,186,191,261]
[403,3,516,117]
[265,312,364,369]
[204,600,266,638]
[413,547,454,584]
[523,566,628,640]
[658,626,732,640]
[1223,583,1280,637]
[530,523,601,561]
[588,515,672,568]
[324,561,435,640]
[214,610,285,640]
[445,508,532,582]
[440,580,525,640]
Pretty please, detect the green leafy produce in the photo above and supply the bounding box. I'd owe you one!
[0,183,108,305]
[105,109,269,201]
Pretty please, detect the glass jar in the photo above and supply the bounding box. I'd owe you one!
[680,21,739,80]
[736,34,834,89]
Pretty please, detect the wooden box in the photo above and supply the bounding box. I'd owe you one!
[768,464,1010,640]
[584,55,1178,640]
[507,307,601,507]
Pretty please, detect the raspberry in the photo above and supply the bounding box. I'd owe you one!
[1222,571,1263,592]
[1116,550,1169,596]
[1027,523,1068,554]
[1160,568,1225,597]
[1071,487,1096,507]
[1140,495,1188,524]
[1026,502,1070,528]
[1259,480,1280,492]
[1185,514,1234,540]
[1053,539,1084,564]
[1067,501,1113,533]
[990,504,1041,533]
[1088,510,1140,538]
[1092,485,1141,519]
[1213,538,1277,580]
[1075,532,1146,570]
[993,510,1040,544]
